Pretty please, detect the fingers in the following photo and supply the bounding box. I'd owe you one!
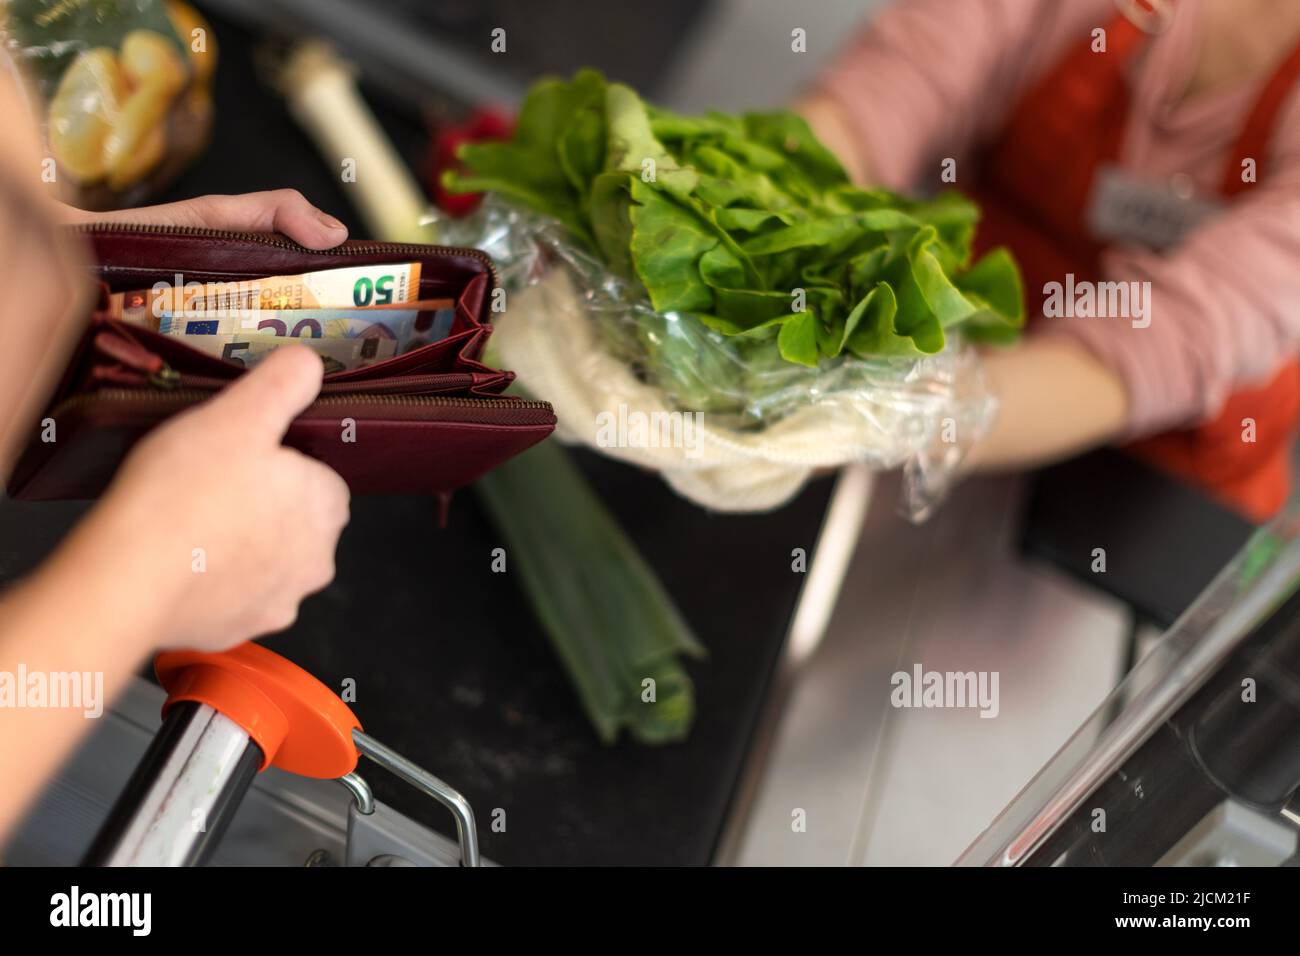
[79,189,348,249]
[294,449,352,535]
[256,455,349,635]
[259,190,350,249]
[201,344,324,442]
[194,190,348,248]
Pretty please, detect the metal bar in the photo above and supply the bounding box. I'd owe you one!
[959,514,1300,866]
[352,729,480,867]
[338,771,375,815]
[84,701,263,866]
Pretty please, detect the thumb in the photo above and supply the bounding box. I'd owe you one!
[200,345,324,442]
[85,190,349,250]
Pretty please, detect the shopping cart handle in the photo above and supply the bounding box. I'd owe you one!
[156,642,362,778]
[88,643,480,867]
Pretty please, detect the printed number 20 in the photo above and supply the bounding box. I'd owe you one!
[353,275,395,306]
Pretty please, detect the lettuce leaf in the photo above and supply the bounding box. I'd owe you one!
[445,70,1023,372]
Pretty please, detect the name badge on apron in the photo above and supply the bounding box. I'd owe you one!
[1086,165,1223,251]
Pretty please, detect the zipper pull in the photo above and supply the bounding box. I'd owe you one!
[94,331,180,389]
[148,366,182,389]
[466,369,514,395]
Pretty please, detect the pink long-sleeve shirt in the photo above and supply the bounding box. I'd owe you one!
[815,0,1300,437]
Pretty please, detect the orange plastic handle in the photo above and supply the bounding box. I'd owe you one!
[155,642,362,778]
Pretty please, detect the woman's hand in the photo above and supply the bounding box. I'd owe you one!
[83,346,352,651]
[0,345,349,835]
[59,188,349,249]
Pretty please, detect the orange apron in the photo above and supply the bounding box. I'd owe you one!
[970,4,1300,522]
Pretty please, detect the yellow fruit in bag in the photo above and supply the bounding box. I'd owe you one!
[47,49,128,182]
[120,29,188,94]
[11,0,217,202]
[101,81,174,187]
[107,122,168,192]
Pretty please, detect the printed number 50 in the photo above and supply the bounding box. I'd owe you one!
[353,275,395,306]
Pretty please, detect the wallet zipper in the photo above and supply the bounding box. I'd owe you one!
[71,222,501,286]
[54,388,555,427]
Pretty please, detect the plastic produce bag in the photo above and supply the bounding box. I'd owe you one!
[441,198,999,519]
[2,0,217,209]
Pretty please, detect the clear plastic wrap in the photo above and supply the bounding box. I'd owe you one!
[440,198,998,519]
[3,0,217,210]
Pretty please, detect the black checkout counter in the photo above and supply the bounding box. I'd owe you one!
[0,9,1264,866]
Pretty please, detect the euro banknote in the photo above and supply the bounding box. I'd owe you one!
[174,331,400,373]
[107,261,425,323]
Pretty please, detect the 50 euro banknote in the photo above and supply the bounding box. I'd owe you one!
[107,261,425,324]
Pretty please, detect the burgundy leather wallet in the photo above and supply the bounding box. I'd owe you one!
[6,225,556,501]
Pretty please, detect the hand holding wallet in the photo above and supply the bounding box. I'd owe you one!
[7,225,556,501]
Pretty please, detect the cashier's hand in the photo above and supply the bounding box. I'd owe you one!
[93,346,351,651]
[59,189,349,250]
